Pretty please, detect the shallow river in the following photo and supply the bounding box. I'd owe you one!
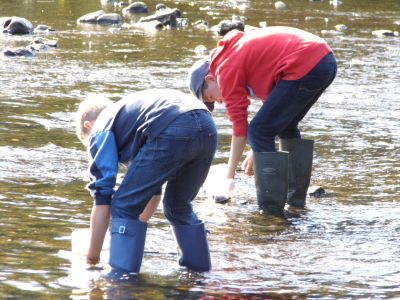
[0,0,399,299]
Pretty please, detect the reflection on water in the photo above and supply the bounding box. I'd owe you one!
[0,0,399,298]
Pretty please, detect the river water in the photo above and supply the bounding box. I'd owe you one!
[0,0,399,299]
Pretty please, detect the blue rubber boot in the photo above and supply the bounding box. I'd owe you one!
[107,218,147,278]
[171,222,211,272]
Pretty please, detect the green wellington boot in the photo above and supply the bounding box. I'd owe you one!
[253,151,289,216]
[279,138,314,207]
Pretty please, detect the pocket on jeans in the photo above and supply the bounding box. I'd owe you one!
[152,135,188,172]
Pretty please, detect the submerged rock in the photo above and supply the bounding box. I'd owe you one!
[193,20,209,30]
[334,24,348,31]
[127,19,164,31]
[28,37,58,51]
[321,29,344,36]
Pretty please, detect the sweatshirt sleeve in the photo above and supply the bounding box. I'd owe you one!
[218,66,250,137]
[86,130,119,205]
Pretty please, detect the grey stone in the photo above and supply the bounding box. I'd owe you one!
[3,48,34,57]
[122,2,149,15]
[138,8,181,28]
[0,16,33,35]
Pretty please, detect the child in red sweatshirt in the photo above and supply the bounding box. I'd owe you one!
[189,26,337,216]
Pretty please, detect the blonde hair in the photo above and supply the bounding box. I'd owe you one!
[75,93,113,144]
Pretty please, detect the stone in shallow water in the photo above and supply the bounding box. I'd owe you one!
[77,10,122,25]
[275,1,287,9]
[138,7,181,28]
[33,24,56,33]
[372,29,399,37]
[308,186,325,197]
[213,195,231,204]
[1,16,33,35]
[3,48,34,57]
[122,2,149,15]
[215,19,245,36]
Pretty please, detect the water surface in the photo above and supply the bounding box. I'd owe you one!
[0,0,399,299]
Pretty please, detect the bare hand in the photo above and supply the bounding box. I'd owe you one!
[241,151,254,176]
[86,255,100,265]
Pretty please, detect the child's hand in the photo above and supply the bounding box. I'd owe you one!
[211,178,236,204]
[86,255,100,265]
[203,164,236,203]
[241,151,254,176]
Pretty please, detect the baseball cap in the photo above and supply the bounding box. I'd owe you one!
[188,59,215,112]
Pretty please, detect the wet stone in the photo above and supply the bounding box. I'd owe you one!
[122,2,149,15]
[138,8,181,28]
[213,195,231,204]
[215,19,245,36]
[308,186,326,197]
[3,48,34,57]
[33,24,56,33]
[77,10,122,25]
[0,16,33,35]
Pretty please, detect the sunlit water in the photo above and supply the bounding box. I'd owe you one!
[0,0,399,299]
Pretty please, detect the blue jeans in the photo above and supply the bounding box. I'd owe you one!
[111,110,218,225]
[248,52,337,152]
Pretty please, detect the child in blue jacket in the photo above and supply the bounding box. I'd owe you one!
[75,89,217,276]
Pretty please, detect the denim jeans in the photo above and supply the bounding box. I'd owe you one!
[248,52,337,152]
[111,110,218,225]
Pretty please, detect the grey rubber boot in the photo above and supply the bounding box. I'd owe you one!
[253,151,289,216]
[279,138,314,207]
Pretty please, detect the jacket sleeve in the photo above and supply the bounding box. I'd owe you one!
[86,130,119,205]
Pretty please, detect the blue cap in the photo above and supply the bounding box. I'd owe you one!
[188,59,214,111]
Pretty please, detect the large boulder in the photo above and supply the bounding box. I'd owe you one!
[0,16,33,35]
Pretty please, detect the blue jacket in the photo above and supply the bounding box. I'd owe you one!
[86,89,208,205]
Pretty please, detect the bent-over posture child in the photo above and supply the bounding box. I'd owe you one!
[75,89,217,276]
[188,26,337,216]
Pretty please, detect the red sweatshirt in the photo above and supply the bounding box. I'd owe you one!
[209,26,332,136]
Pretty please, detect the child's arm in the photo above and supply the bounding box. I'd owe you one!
[87,204,110,265]
[139,195,161,222]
